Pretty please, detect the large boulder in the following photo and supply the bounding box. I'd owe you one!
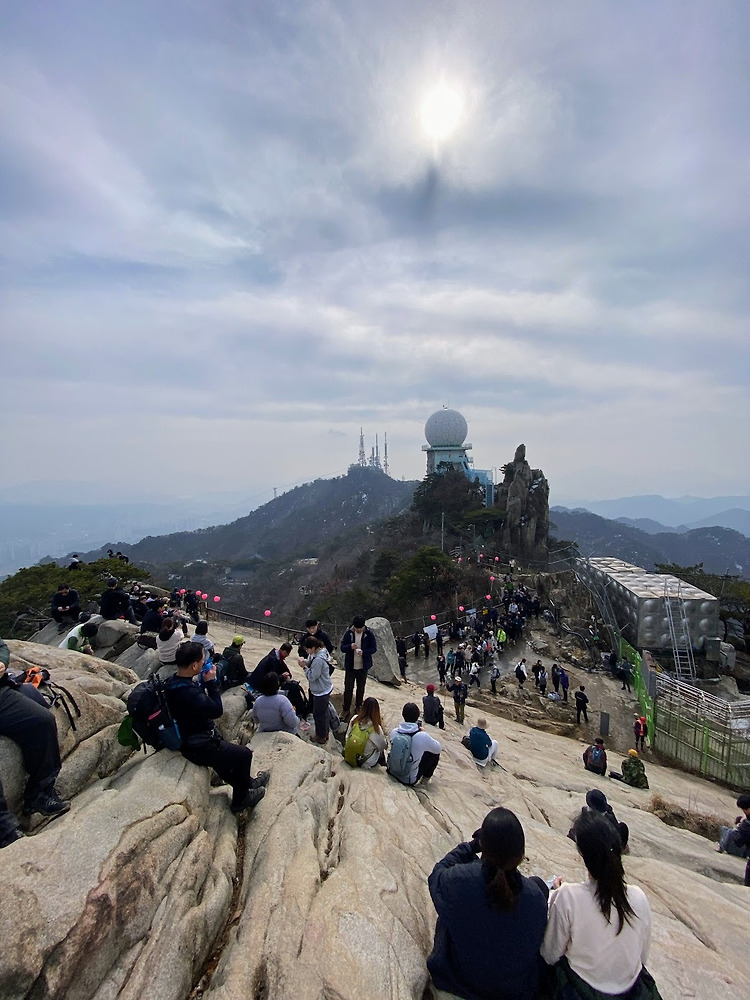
[494,443,549,563]
[366,616,402,686]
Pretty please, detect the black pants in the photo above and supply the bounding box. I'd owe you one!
[343,668,367,714]
[0,686,62,810]
[398,657,407,680]
[562,687,568,702]
[311,692,330,740]
[183,738,252,809]
[416,751,440,781]
[576,706,588,723]
[52,608,79,624]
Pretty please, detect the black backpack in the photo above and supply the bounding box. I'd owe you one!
[125,675,183,751]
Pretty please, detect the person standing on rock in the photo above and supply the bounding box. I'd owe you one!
[515,658,527,688]
[446,675,468,725]
[340,616,377,718]
[551,663,561,695]
[412,630,422,659]
[531,660,543,688]
[0,636,71,847]
[165,642,268,813]
[296,619,334,658]
[396,635,408,680]
[302,635,334,744]
[559,666,570,702]
[575,685,589,724]
[542,810,655,998]
[538,666,548,697]
[633,716,647,752]
[427,807,549,1000]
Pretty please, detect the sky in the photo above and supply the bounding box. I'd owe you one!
[2,0,749,508]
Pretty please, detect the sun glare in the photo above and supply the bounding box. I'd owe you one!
[420,82,464,143]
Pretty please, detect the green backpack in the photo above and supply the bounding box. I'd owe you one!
[344,722,372,767]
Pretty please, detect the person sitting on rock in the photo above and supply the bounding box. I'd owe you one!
[248,643,292,693]
[422,684,445,730]
[542,810,655,998]
[340,615,377,718]
[446,674,468,725]
[218,636,249,688]
[0,637,70,847]
[570,788,629,852]
[165,641,268,813]
[67,554,81,571]
[344,697,387,768]
[610,749,649,789]
[58,620,99,655]
[132,593,151,624]
[427,806,549,1000]
[718,794,750,887]
[99,578,135,623]
[190,621,214,661]
[296,619,334,658]
[583,738,608,776]
[469,717,500,767]
[388,702,442,786]
[51,584,81,631]
[156,618,187,669]
[250,672,299,735]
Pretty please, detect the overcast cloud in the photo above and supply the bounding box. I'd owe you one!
[1,0,748,506]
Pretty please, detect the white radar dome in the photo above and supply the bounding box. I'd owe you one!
[425,408,468,448]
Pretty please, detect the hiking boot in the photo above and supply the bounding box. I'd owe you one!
[251,770,270,790]
[231,786,266,813]
[310,734,328,745]
[24,792,71,817]
[0,829,24,849]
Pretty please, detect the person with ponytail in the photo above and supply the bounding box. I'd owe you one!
[427,807,549,1000]
[541,810,660,999]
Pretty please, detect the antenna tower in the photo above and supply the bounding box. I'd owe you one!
[383,433,389,476]
[358,428,367,467]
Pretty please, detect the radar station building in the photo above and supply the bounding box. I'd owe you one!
[422,408,494,505]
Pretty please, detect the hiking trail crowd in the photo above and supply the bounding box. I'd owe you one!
[1,567,749,1000]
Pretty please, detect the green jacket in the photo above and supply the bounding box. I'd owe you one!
[622,756,649,789]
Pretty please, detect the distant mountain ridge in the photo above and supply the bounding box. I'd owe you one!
[565,494,750,529]
[550,507,749,578]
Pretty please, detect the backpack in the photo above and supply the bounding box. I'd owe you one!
[588,745,605,769]
[123,675,183,751]
[344,722,371,767]
[386,731,414,783]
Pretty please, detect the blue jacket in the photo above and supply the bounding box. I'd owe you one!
[469,726,491,761]
[340,626,377,671]
[427,842,548,1000]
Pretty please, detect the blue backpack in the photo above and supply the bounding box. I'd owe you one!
[387,732,414,783]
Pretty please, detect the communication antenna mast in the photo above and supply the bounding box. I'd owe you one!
[375,433,380,469]
[358,428,367,467]
[383,433,389,476]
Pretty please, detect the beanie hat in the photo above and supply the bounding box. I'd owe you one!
[585,789,608,813]
[628,748,639,757]
[233,635,245,646]
[426,684,435,694]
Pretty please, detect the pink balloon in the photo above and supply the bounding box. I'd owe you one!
[490,576,495,582]
[213,596,220,603]
[459,606,464,612]
[179,588,186,595]
[479,553,484,559]
[264,609,271,617]
[494,556,499,562]
[486,594,491,600]
[430,614,437,621]
[458,557,462,563]
[202,593,208,600]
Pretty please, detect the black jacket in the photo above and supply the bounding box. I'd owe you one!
[427,842,548,1000]
[51,590,80,614]
[247,649,286,689]
[165,675,223,743]
[296,628,333,657]
[100,587,130,619]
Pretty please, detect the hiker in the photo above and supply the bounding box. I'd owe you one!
[343,697,387,768]
[218,636,249,689]
[583,738,608,776]
[559,666,570,702]
[542,810,656,998]
[490,660,501,694]
[573,788,629,852]
[191,621,215,661]
[340,615,377,717]
[717,794,750,886]
[184,589,200,622]
[551,663,561,695]
[165,642,268,813]
[515,658,527,688]
[436,653,447,686]
[496,626,506,651]
[387,702,442,786]
[531,660,543,688]
[446,674,468,725]
[423,632,431,658]
[537,666,548,697]
[427,807,549,1000]
[396,635,408,680]
[248,643,292,692]
[0,636,70,847]
[621,661,632,692]
[575,685,589,724]
[59,620,99,655]
[422,684,445,730]
[140,599,165,634]
[132,593,151,624]
[302,635,333,744]
[296,619,334,657]
[99,578,134,623]
[250,671,299,735]
[633,716,648,752]
[446,647,456,674]
[610,750,650,789]
[51,584,81,630]
[68,554,81,571]
[156,618,187,669]
[468,717,500,767]
[412,630,422,658]
[468,661,481,689]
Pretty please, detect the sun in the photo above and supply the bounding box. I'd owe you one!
[419,82,464,143]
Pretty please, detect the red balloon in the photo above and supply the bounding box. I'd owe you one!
[430,614,437,621]
[264,609,271,617]
[486,594,491,600]
[213,596,220,603]
[179,588,186,595]
[459,606,464,612]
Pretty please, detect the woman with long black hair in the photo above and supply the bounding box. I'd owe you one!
[541,810,659,999]
[427,807,549,1000]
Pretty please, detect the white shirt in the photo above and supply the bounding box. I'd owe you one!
[541,879,651,994]
[389,722,442,784]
